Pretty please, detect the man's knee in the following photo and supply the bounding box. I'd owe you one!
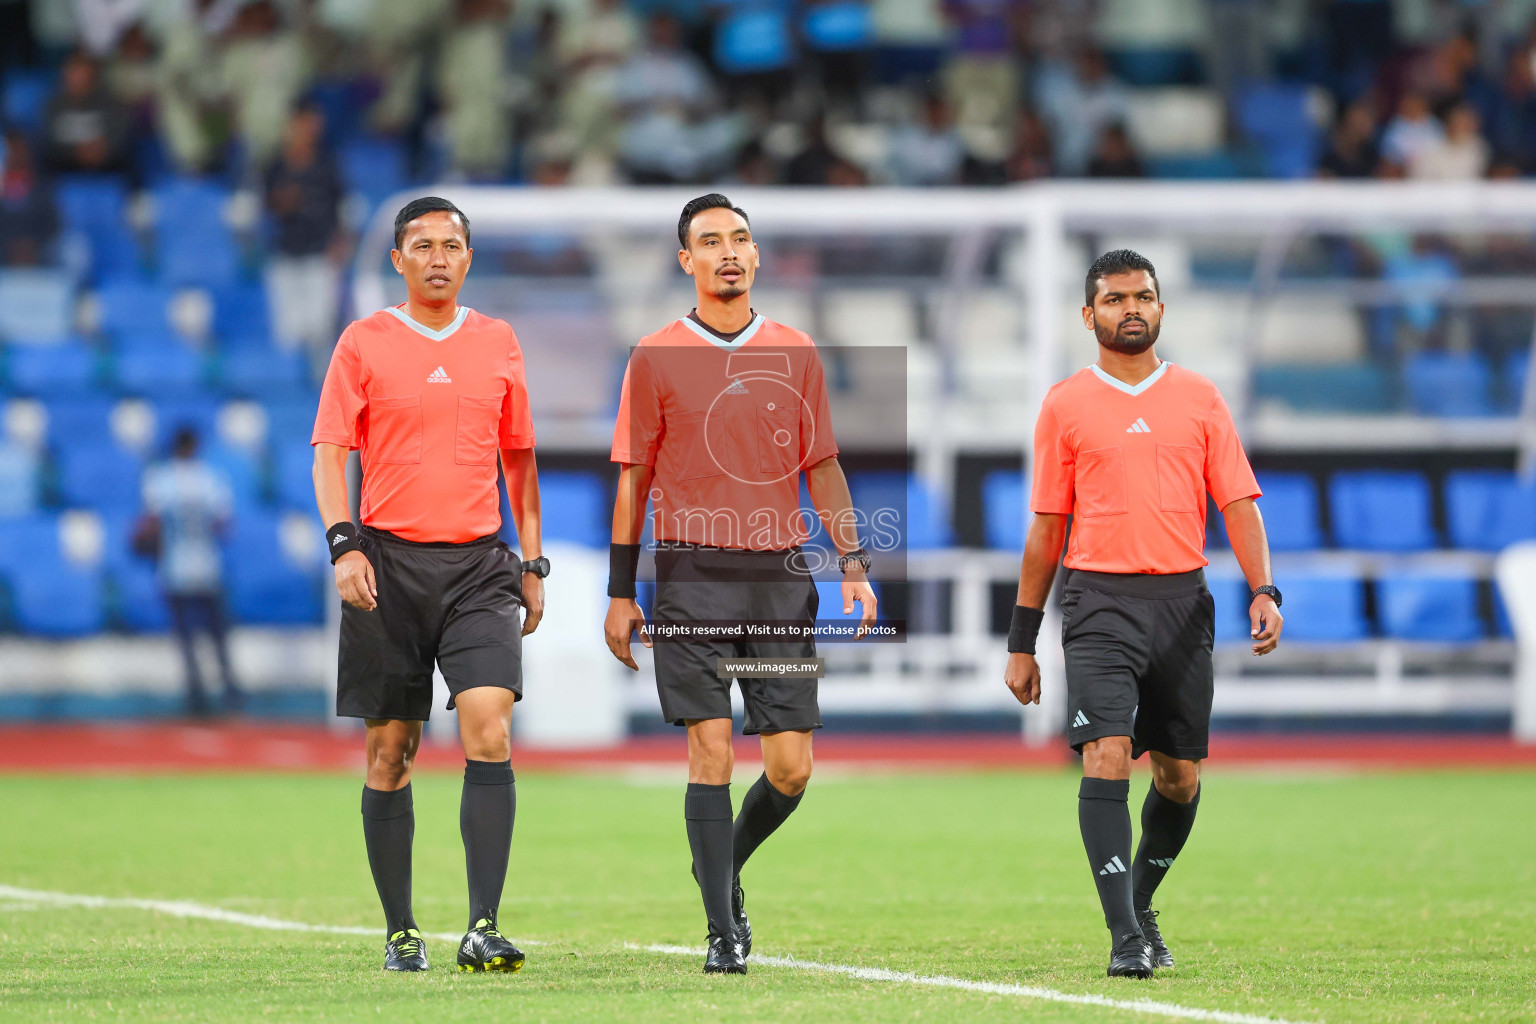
[1152,758,1201,803]
[461,719,512,762]
[687,721,734,784]
[1082,736,1133,779]
[367,742,415,787]
[765,759,811,797]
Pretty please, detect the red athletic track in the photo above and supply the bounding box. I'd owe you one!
[0,724,1533,773]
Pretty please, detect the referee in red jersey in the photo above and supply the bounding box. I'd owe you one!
[604,194,877,975]
[312,197,547,974]
[1004,250,1283,978]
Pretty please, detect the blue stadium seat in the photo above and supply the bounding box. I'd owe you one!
[715,8,794,73]
[97,278,175,337]
[982,470,1025,551]
[3,69,53,131]
[1277,570,1369,641]
[224,512,323,625]
[1105,48,1203,87]
[7,339,98,395]
[1329,470,1437,550]
[55,438,145,511]
[1377,572,1483,642]
[13,559,106,636]
[1145,152,1246,180]
[112,341,205,394]
[0,514,105,635]
[0,269,75,341]
[802,2,872,51]
[152,396,223,448]
[56,175,140,279]
[1253,472,1321,551]
[1444,470,1536,550]
[1404,351,1494,417]
[202,442,262,511]
[1251,363,1395,413]
[848,471,952,551]
[218,347,310,397]
[44,396,115,448]
[212,281,273,348]
[264,396,321,450]
[1205,571,1253,642]
[0,442,41,518]
[540,471,608,548]
[340,137,410,212]
[1506,351,1530,412]
[274,442,315,509]
[153,179,240,287]
[1235,84,1321,178]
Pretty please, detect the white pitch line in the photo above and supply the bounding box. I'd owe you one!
[640,945,1317,1024]
[0,884,1312,1024]
[0,885,462,944]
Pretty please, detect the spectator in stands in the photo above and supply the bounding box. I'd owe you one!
[43,50,130,175]
[1410,103,1490,180]
[940,0,1024,139]
[614,14,739,183]
[887,93,965,185]
[155,0,233,173]
[1379,91,1443,173]
[221,0,311,171]
[1486,50,1536,173]
[1086,122,1143,178]
[1004,108,1054,181]
[263,103,344,371]
[138,427,242,717]
[785,110,856,185]
[103,21,158,145]
[1318,98,1382,178]
[0,129,59,266]
[555,0,639,170]
[1036,47,1129,176]
[437,0,513,179]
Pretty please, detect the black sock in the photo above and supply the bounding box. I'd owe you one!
[685,782,734,940]
[1132,782,1200,912]
[1079,777,1139,940]
[361,784,416,935]
[732,772,802,878]
[460,759,516,930]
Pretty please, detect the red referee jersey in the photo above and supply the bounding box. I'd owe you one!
[312,304,535,543]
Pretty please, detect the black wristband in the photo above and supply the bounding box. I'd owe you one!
[326,521,361,564]
[607,542,641,599]
[1007,605,1045,655]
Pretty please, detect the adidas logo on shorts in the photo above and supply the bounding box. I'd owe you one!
[1071,710,1090,728]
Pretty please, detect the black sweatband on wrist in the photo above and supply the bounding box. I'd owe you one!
[326,521,361,564]
[607,542,641,599]
[1007,604,1045,654]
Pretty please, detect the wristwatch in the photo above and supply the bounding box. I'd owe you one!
[1250,584,1282,607]
[838,547,871,574]
[521,556,551,578]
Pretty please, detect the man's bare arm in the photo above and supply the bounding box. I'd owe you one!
[313,442,375,611]
[501,446,543,636]
[1222,497,1282,656]
[603,463,654,669]
[1003,512,1070,706]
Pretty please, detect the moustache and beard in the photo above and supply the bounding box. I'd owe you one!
[1093,314,1160,354]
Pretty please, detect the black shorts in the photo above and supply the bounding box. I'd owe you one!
[1061,567,1214,761]
[336,526,523,721]
[651,545,822,735]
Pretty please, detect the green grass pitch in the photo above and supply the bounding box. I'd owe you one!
[1,768,1532,1023]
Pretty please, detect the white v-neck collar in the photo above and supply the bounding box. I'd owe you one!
[1090,360,1170,396]
[385,304,471,341]
[679,312,765,350]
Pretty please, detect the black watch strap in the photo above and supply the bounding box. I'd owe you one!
[1251,584,1282,607]
[839,547,871,574]
[521,556,551,578]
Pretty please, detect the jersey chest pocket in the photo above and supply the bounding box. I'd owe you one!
[757,405,801,477]
[1074,446,1127,517]
[1156,444,1204,513]
[455,395,502,466]
[667,411,721,482]
[369,396,422,465]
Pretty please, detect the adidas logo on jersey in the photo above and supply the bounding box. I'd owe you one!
[1125,418,1151,433]
[723,378,750,395]
[428,366,452,383]
[1098,855,1127,876]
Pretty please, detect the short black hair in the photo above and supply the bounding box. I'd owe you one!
[394,196,470,250]
[1085,248,1158,305]
[171,426,198,457]
[678,193,749,249]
